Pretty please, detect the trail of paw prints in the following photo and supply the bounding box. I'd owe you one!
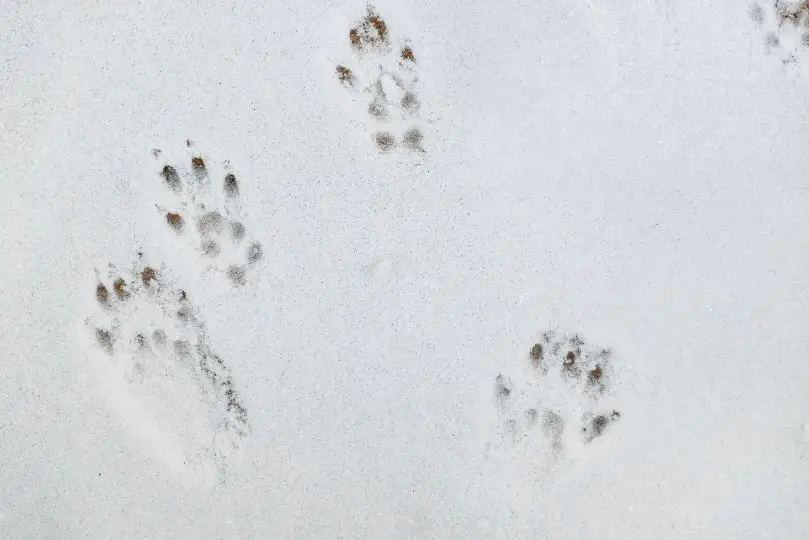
[750,2,809,70]
[151,142,264,287]
[492,330,623,463]
[81,251,250,487]
[335,6,426,153]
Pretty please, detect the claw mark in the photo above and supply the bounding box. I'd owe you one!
[494,374,513,410]
[201,239,221,257]
[401,128,424,152]
[400,46,415,62]
[541,408,565,440]
[141,266,157,286]
[223,174,239,198]
[152,329,167,348]
[401,91,419,115]
[246,242,263,264]
[349,7,390,51]
[226,265,246,286]
[374,131,395,152]
[96,283,110,306]
[197,211,224,236]
[529,343,544,368]
[166,212,184,231]
[582,410,621,444]
[95,328,114,355]
[336,65,356,87]
[231,222,246,242]
[113,278,128,300]
[192,156,206,172]
[162,165,182,194]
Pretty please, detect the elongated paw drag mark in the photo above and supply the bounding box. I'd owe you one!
[80,252,250,487]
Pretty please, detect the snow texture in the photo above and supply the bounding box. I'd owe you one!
[2,0,808,538]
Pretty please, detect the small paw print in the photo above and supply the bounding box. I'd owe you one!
[335,6,427,153]
[491,327,625,462]
[152,145,264,287]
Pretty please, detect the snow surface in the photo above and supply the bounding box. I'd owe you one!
[2,0,808,538]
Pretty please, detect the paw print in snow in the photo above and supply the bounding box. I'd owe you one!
[152,144,264,287]
[492,329,624,463]
[79,251,250,488]
[335,6,426,153]
[751,2,809,72]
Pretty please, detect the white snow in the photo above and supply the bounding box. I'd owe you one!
[2,0,808,538]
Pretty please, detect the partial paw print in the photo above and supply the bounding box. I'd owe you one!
[80,251,250,487]
[151,142,263,287]
[493,330,623,461]
[335,6,426,153]
[751,2,809,68]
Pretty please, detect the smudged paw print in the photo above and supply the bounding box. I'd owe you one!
[751,2,809,70]
[78,250,250,488]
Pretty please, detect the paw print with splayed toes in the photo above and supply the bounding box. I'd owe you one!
[334,5,427,154]
[490,327,625,465]
[152,145,264,287]
[77,251,251,488]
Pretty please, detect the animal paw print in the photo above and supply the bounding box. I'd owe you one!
[493,330,623,461]
[751,2,809,69]
[80,251,250,487]
[151,142,264,287]
[335,6,426,153]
